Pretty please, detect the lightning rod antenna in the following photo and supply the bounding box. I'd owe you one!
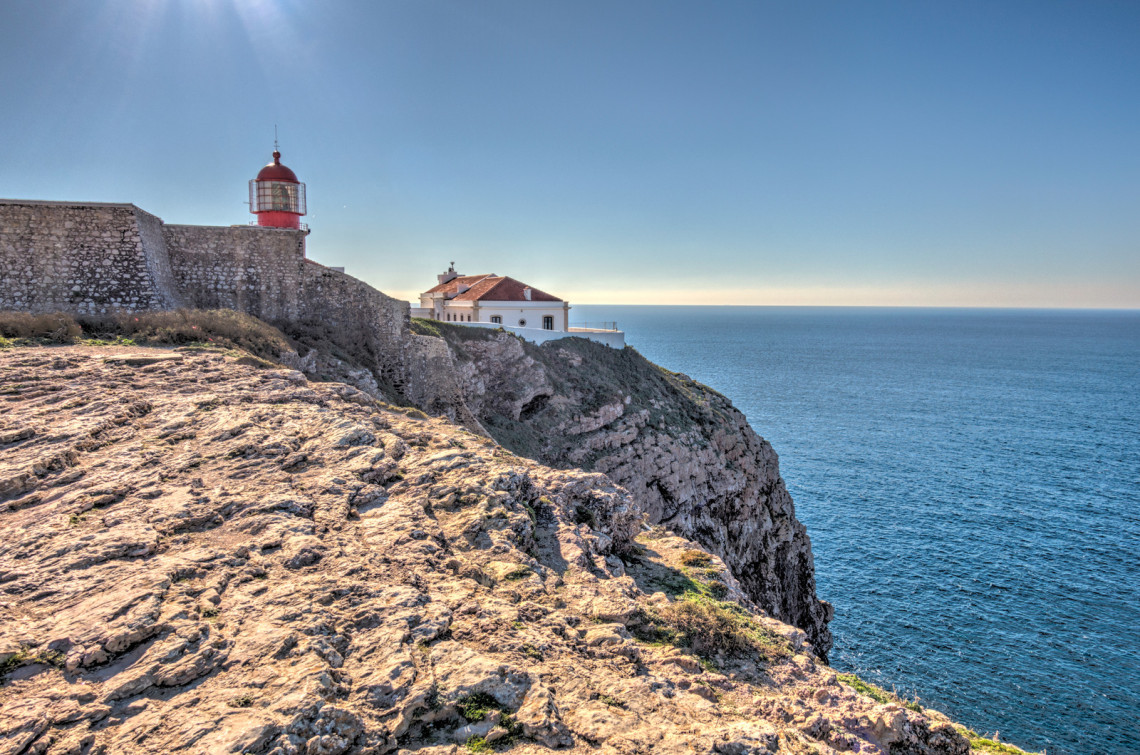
[274,125,279,152]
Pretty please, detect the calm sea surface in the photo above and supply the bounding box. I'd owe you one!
[575,306,1140,755]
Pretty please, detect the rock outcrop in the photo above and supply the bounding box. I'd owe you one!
[0,345,968,754]
[1,199,833,658]
[412,324,833,659]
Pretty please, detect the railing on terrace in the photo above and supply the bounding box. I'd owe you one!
[570,321,619,331]
[248,221,309,232]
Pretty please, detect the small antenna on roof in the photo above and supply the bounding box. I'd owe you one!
[274,124,279,152]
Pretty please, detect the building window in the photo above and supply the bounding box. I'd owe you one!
[543,316,554,330]
[490,315,501,324]
[518,318,527,327]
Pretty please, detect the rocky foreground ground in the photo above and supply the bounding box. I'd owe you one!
[1,345,973,754]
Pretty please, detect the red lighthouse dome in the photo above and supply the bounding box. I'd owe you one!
[249,148,306,229]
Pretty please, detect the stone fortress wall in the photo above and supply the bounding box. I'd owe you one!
[0,201,184,314]
[163,223,308,322]
[1,198,501,419]
[0,199,413,382]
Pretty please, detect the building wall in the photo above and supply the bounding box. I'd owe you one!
[163,224,307,322]
[0,200,182,314]
[442,301,570,330]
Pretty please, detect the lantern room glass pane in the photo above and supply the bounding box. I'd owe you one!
[249,180,306,214]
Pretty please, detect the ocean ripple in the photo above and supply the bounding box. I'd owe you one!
[578,306,1140,755]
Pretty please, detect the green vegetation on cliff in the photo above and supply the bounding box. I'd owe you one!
[0,309,289,359]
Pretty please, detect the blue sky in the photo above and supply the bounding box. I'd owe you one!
[2,0,1138,306]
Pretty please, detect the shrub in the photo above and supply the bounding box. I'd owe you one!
[634,593,791,662]
[0,311,82,342]
[91,309,291,358]
[410,317,442,338]
[0,308,292,359]
[457,692,500,722]
[679,549,714,568]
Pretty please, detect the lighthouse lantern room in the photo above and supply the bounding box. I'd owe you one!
[249,147,306,229]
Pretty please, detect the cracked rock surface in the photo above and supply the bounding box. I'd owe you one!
[417,327,833,658]
[1,346,967,755]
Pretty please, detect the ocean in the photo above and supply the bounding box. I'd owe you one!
[574,306,1140,755]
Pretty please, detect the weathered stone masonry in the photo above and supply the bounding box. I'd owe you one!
[1,200,406,334]
[0,201,182,314]
[0,198,443,406]
[164,223,308,321]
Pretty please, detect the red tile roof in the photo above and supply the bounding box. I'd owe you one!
[425,274,562,303]
[423,274,495,296]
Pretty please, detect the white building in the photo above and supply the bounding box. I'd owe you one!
[411,265,624,348]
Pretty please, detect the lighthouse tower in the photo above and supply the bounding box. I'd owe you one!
[249,146,306,229]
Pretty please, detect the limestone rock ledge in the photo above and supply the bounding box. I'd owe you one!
[0,345,967,754]
[413,325,833,659]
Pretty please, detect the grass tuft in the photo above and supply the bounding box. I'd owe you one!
[457,691,500,723]
[1,646,65,680]
[0,311,82,342]
[838,673,925,713]
[837,673,894,705]
[502,567,532,581]
[0,309,292,359]
[465,736,493,753]
[958,728,1042,754]
[632,592,791,663]
[678,549,714,568]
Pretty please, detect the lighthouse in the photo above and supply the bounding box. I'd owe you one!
[249,147,306,229]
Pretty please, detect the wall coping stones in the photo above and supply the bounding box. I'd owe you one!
[0,198,149,212]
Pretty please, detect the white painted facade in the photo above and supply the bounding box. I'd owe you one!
[433,299,570,331]
[412,266,625,347]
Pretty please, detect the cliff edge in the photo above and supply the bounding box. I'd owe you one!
[407,322,833,659]
[0,345,972,754]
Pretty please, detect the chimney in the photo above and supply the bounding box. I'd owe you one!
[437,261,459,285]
[523,287,532,301]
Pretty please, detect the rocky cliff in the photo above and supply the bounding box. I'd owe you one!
[406,322,833,660]
[0,345,973,754]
